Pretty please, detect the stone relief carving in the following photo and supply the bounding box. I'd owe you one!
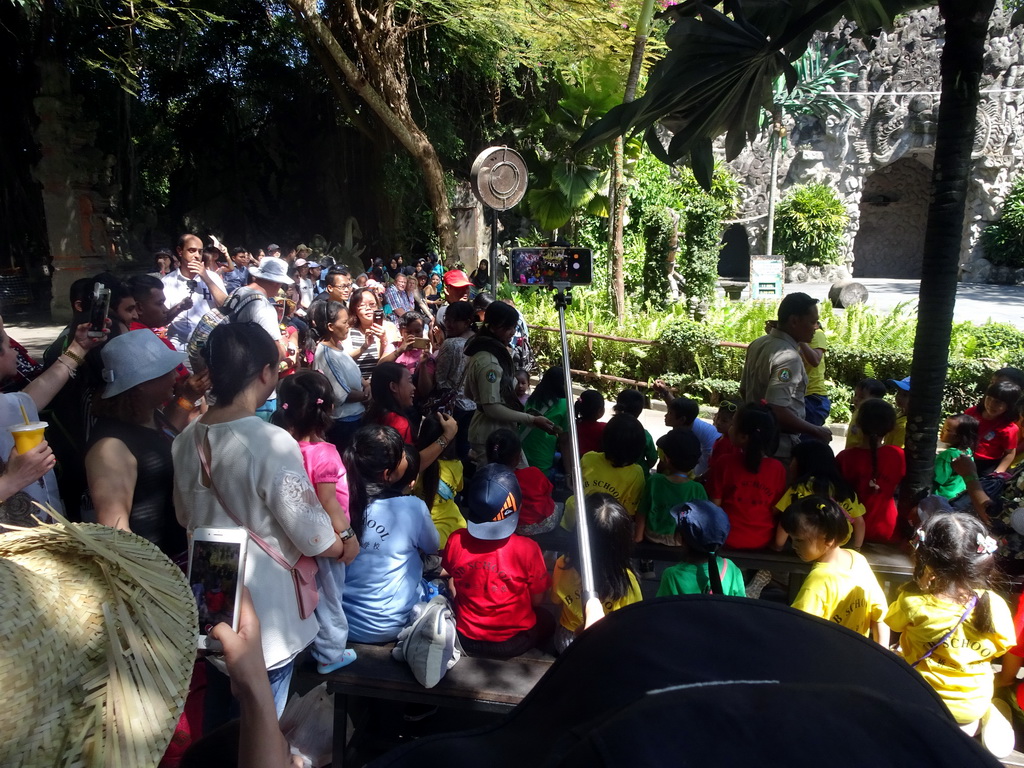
[723,6,1024,283]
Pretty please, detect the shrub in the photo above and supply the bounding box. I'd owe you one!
[773,183,848,266]
[982,174,1024,268]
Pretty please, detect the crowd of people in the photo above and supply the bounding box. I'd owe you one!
[4,246,1024,762]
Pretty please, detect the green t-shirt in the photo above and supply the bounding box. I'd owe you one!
[521,397,569,473]
[640,428,658,474]
[656,557,746,597]
[934,447,971,499]
[639,474,708,536]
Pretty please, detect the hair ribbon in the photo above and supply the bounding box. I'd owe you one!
[977,533,997,555]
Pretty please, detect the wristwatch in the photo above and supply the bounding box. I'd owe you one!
[339,527,356,541]
[436,436,450,448]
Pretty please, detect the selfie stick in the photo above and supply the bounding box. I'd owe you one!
[552,282,604,626]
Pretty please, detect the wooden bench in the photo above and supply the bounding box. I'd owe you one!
[634,541,914,600]
[309,642,553,767]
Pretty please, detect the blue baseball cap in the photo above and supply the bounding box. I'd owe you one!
[465,464,522,540]
[671,500,730,553]
[888,377,911,391]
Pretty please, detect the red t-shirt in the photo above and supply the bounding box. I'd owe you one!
[442,529,549,642]
[576,420,607,458]
[705,452,786,550]
[708,433,740,469]
[515,466,554,526]
[966,406,1019,462]
[381,410,414,445]
[836,445,906,543]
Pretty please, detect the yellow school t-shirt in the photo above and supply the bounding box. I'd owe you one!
[776,481,865,546]
[845,405,866,450]
[805,328,828,397]
[561,451,647,530]
[882,411,907,449]
[415,459,466,549]
[791,549,885,635]
[550,555,642,633]
[885,589,1015,723]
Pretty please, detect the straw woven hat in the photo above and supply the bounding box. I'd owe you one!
[0,511,197,766]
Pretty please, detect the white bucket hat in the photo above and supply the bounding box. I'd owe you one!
[101,329,185,398]
[249,255,294,285]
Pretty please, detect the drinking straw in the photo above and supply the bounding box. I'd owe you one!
[18,404,29,425]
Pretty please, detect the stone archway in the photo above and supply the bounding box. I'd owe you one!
[718,223,751,279]
[851,157,932,278]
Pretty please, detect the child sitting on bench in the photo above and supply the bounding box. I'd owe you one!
[443,463,552,658]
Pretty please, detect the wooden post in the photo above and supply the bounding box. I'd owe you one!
[587,321,594,354]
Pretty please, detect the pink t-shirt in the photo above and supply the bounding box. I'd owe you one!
[299,440,350,520]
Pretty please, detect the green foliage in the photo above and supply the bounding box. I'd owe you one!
[626,154,739,309]
[982,173,1024,268]
[766,45,859,149]
[511,288,1007,418]
[773,183,849,266]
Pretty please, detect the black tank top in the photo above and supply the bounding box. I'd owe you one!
[88,417,185,557]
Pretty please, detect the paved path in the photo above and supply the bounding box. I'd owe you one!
[785,278,1024,329]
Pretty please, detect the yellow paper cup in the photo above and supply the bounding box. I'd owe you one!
[10,422,47,454]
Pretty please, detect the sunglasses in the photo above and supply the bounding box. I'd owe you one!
[718,400,738,413]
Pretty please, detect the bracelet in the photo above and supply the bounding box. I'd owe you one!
[339,527,356,541]
[966,474,980,483]
[176,397,197,411]
[436,436,449,448]
[62,349,85,366]
[55,357,77,379]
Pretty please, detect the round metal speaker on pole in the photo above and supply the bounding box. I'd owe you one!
[471,147,529,296]
[470,146,528,211]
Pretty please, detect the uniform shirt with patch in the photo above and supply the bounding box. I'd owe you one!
[739,328,806,458]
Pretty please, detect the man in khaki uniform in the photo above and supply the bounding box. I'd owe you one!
[463,301,556,465]
[739,293,832,458]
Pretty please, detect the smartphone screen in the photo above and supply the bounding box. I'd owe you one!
[373,309,385,323]
[189,533,245,647]
[510,247,593,287]
[89,283,111,337]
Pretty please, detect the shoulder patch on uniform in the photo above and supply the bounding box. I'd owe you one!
[779,368,792,382]
[487,370,498,383]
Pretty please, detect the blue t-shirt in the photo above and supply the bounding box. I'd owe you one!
[690,418,721,477]
[343,495,440,642]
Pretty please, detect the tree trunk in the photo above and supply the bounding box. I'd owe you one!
[607,0,657,322]
[608,139,626,321]
[285,0,458,262]
[901,0,995,509]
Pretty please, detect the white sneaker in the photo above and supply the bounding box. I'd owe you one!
[980,699,1016,758]
[746,569,772,599]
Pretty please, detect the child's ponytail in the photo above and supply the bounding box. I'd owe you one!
[575,389,604,422]
[856,398,897,493]
[735,402,776,474]
[912,512,1000,633]
[344,424,405,538]
[780,495,849,546]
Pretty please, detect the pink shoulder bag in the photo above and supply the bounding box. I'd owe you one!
[194,430,319,620]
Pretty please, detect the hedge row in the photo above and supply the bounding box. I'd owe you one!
[529,319,992,424]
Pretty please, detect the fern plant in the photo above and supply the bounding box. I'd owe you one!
[773,183,849,266]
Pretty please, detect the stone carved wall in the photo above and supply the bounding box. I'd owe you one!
[725,6,1024,283]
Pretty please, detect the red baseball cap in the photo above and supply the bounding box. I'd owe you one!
[443,269,472,288]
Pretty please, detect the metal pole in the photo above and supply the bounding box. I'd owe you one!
[554,285,603,624]
[489,209,499,297]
